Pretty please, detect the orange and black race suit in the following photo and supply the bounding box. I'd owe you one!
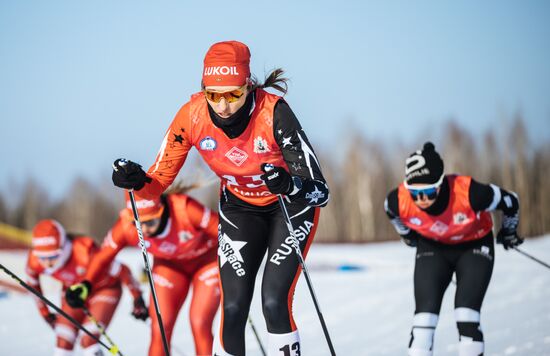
[85,194,220,356]
[385,174,519,245]
[25,236,141,350]
[398,175,493,244]
[135,88,330,355]
[139,88,329,207]
[384,174,520,351]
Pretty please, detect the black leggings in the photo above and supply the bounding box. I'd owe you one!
[414,233,494,314]
[217,190,319,355]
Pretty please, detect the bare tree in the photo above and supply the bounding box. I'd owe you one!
[10,178,49,230]
[3,116,550,243]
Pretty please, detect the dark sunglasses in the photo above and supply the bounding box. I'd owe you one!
[404,174,444,200]
[37,254,60,261]
[141,218,160,228]
[408,187,439,200]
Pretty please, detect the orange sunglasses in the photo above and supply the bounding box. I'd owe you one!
[203,85,246,103]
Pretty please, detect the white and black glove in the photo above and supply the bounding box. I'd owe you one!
[260,164,298,195]
[112,158,151,190]
[496,228,523,250]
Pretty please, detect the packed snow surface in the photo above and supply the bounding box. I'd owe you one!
[1,236,549,355]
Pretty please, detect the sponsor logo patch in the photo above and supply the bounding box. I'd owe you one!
[158,241,177,255]
[178,230,193,243]
[305,186,325,204]
[253,136,270,154]
[473,245,493,261]
[218,233,247,277]
[453,212,470,225]
[203,66,240,76]
[225,147,248,166]
[199,136,217,151]
[32,236,57,247]
[429,221,449,236]
[126,199,157,210]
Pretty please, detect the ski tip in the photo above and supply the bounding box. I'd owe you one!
[109,345,119,355]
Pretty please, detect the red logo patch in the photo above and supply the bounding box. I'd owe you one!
[225,147,248,166]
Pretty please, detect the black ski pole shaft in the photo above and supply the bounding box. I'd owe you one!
[276,195,337,356]
[0,263,116,354]
[248,316,266,356]
[83,306,123,356]
[513,246,550,269]
[128,190,171,356]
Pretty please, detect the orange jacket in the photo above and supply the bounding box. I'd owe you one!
[26,236,141,317]
[141,89,287,206]
[85,194,218,286]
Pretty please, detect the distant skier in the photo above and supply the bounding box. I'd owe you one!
[109,40,330,355]
[26,219,145,356]
[67,188,220,356]
[384,142,523,356]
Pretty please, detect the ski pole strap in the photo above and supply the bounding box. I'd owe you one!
[83,306,123,356]
[0,263,113,353]
[513,247,550,269]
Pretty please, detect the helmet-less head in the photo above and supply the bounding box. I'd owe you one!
[202,41,251,118]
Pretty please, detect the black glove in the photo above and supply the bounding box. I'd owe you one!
[112,158,152,190]
[65,280,92,308]
[43,313,57,329]
[401,235,418,247]
[131,295,149,321]
[496,229,524,250]
[260,164,293,195]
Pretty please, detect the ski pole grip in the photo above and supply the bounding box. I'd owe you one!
[262,163,275,173]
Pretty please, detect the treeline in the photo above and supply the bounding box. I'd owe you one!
[1,116,548,243]
[315,115,550,242]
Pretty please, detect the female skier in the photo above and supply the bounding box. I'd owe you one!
[27,219,145,356]
[384,142,523,356]
[67,189,220,356]
[110,40,330,355]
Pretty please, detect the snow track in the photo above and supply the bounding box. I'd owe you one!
[1,236,549,355]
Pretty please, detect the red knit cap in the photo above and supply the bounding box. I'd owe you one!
[32,219,66,257]
[202,41,251,87]
[125,192,164,221]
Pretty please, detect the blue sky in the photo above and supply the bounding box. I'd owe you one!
[1,1,549,201]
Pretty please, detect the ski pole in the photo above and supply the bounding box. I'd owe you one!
[275,194,336,355]
[127,189,171,356]
[263,165,336,356]
[82,306,123,356]
[248,316,266,356]
[0,263,117,354]
[513,246,550,269]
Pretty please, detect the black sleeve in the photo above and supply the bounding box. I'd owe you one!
[469,178,520,232]
[384,189,400,219]
[384,189,421,240]
[273,100,329,207]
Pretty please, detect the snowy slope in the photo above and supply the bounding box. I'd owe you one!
[1,236,549,355]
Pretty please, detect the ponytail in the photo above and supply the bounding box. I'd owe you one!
[250,68,289,95]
